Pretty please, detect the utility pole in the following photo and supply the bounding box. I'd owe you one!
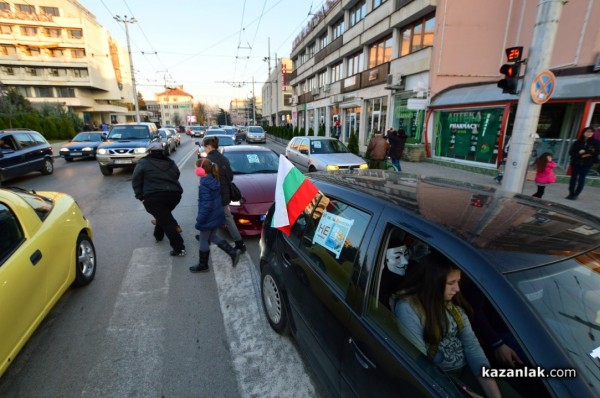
[275,52,279,126]
[114,15,140,123]
[252,76,256,125]
[501,0,567,193]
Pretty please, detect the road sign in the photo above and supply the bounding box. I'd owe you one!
[531,70,555,104]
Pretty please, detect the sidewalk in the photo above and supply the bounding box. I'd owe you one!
[267,135,600,217]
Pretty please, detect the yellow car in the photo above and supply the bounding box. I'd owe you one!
[0,187,96,377]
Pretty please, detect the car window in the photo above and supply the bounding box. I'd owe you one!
[0,135,17,151]
[299,194,370,294]
[0,203,25,265]
[298,138,309,153]
[109,126,150,140]
[288,138,299,151]
[226,151,279,174]
[30,132,48,146]
[13,132,36,148]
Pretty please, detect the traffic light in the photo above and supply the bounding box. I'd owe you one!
[498,63,521,94]
[498,46,524,95]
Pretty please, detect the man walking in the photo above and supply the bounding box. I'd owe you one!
[387,127,407,171]
[367,130,390,169]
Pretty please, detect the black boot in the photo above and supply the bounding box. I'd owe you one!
[189,250,210,273]
[234,240,247,253]
[217,241,241,267]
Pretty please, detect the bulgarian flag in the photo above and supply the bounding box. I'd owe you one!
[273,155,319,236]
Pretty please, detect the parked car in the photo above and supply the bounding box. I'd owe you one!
[0,129,54,183]
[195,134,236,158]
[245,126,266,144]
[158,128,177,155]
[285,136,368,172]
[96,122,158,176]
[222,145,279,236]
[0,186,96,377]
[259,169,600,398]
[59,131,105,161]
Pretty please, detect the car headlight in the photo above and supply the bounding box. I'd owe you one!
[97,148,108,155]
[60,148,69,152]
[325,164,340,171]
[134,148,147,154]
[82,147,93,152]
[359,163,369,169]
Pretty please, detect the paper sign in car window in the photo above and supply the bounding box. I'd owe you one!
[313,210,354,259]
[247,154,259,163]
[313,141,322,149]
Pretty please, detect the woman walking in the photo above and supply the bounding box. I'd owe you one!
[566,126,599,200]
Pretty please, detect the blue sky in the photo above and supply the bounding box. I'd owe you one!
[82,0,321,109]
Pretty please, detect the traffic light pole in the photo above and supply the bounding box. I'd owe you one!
[501,0,567,194]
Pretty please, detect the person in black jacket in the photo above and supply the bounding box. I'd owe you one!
[387,127,407,171]
[566,126,600,200]
[202,136,247,253]
[132,141,186,256]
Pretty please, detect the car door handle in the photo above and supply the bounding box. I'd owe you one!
[348,338,376,370]
[282,253,291,268]
[30,249,42,265]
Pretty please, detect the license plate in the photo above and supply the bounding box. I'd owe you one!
[260,214,265,222]
[114,159,133,164]
[71,152,82,156]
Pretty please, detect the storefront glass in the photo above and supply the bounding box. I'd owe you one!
[307,109,315,134]
[331,105,340,138]
[343,106,360,144]
[435,108,503,164]
[392,95,425,141]
[365,97,388,144]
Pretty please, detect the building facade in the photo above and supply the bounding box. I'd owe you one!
[289,0,600,170]
[153,86,193,126]
[0,0,135,126]
[261,57,293,126]
[230,96,262,126]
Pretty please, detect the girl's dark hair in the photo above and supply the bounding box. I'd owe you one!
[203,136,219,149]
[196,157,220,178]
[535,152,553,172]
[413,253,471,348]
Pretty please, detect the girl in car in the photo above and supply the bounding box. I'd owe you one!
[394,254,505,398]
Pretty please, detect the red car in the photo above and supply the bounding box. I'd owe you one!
[222,145,279,236]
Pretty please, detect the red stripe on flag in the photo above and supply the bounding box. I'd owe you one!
[276,179,319,236]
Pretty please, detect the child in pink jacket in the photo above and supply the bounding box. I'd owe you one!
[532,152,556,198]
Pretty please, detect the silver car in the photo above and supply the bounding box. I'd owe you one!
[285,136,368,172]
[246,126,266,143]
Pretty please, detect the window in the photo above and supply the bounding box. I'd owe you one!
[0,2,9,12]
[50,48,63,57]
[40,6,59,16]
[72,68,88,78]
[68,29,82,39]
[33,86,53,97]
[26,47,40,57]
[318,70,327,87]
[373,0,387,8]
[299,194,370,293]
[15,4,35,14]
[330,62,343,82]
[319,33,328,50]
[400,14,435,56]
[49,68,59,76]
[70,49,85,58]
[368,35,393,68]
[347,51,363,76]
[57,87,75,97]
[0,204,24,265]
[20,26,37,36]
[0,24,11,34]
[332,18,344,40]
[3,66,14,75]
[44,28,61,37]
[27,67,38,76]
[349,0,366,27]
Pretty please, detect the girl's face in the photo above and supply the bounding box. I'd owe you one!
[546,155,553,162]
[444,269,461,301]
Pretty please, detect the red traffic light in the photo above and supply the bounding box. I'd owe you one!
[499,64,517,77]
[498,63,521,94]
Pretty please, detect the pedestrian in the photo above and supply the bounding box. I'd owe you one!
[387,127,407,171]
[531,152,556,198]
[566,126,599,200]
[202,136,247,253]
[366,130,390,170]
[189,158,241,273]
[132,141,185,256]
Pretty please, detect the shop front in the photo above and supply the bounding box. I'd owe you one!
[391,93,426,142]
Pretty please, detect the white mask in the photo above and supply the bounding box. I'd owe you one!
[386,245,410,276]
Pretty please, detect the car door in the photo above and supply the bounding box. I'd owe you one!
[275,192,372,394]
[13,132,40,173]
[0,201,47,367]
[0,134,23,181]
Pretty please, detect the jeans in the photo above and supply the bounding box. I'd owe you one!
[198,229,224,251]
[224,205,242,241]
[143,191,184,251]
[568,163,592,196]
[392,158,401,172]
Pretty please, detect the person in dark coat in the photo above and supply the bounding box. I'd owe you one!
[132,141,185,256]
[566,126,599,200]
[202,136,247,253]
[387,127,407,171]
[189,158,241,273]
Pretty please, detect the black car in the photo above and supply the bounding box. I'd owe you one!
[259,169,600,398]
[0,129,53,183]
[59,131,105,161]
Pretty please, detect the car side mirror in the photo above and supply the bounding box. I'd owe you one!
[300,149,308,155]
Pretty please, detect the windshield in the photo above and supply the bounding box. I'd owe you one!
[108,126,150,140]
[225,151,279,174]
[310,139,350,154]
[73,133,102,142]
[507,249,600,390]
[248,127,264,134]
[5,187,54,221]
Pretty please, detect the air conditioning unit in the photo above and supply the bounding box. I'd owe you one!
[311,87,320,95]
[386,73,404,89]
[322,84,330,93]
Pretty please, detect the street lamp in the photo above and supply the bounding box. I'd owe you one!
[114,15,140,123]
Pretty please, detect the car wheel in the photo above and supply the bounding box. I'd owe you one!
[308,165,317,172]
[261,264,289,335]
[100,165,113,176]
[73,233,96,287]
[41,158,54,175]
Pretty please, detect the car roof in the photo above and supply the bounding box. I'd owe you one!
[308,169,600,273]
[222,144,273,153]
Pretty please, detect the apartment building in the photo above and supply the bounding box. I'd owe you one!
[289,0,600,170]
[261,57,293,126]
[230,96,262,126]
[154,86,193,126]
[0,0,133,125]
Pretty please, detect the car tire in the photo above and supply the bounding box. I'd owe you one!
[308,165,317,172]
[100,165,113,176]
[261,264,289,335]
[40,158,54,175]
[73,233,96,287]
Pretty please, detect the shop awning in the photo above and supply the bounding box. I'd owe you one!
[430,74,600,107]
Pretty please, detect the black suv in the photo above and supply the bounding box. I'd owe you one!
[0,129,53,183]
[260,169,600,398]
[96,123,158,175]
